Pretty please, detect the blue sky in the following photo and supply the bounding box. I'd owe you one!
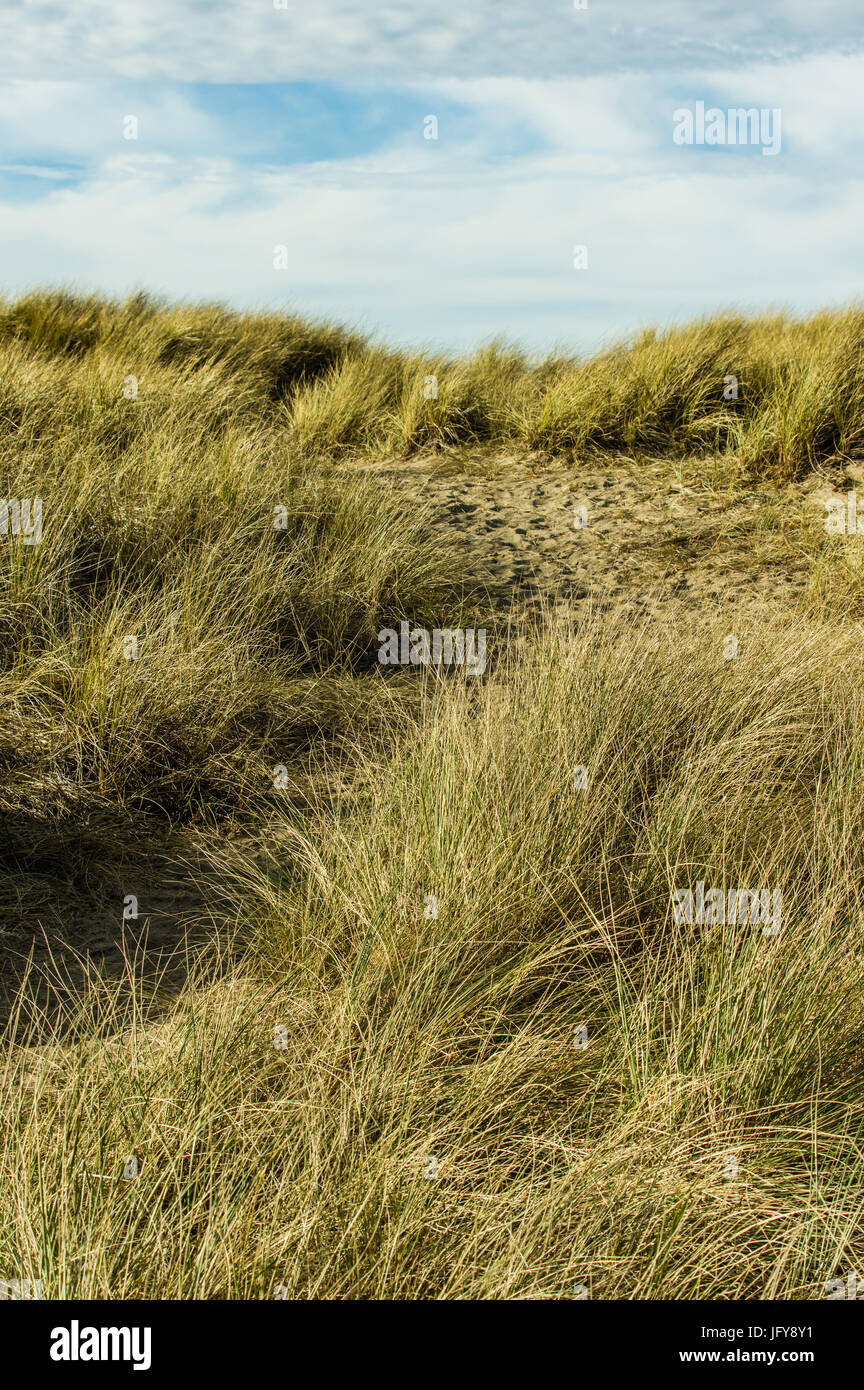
[0,1,862,353]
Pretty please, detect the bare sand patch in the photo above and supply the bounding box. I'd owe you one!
[360,454,819,624]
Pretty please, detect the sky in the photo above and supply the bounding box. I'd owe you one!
[0,1,862,354]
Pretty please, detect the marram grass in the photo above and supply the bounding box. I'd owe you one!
[2,290,864,1299]
[2,289,864,474]
[2,616,864,1299]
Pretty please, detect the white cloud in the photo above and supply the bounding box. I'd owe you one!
[0,81,223,161]
[0,52,862,351]
[0,163,74,179]
[2,1,863,82]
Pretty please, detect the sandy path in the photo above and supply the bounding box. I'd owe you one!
[371,456,818,623]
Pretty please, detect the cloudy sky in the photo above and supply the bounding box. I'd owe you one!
[0,1,862,352]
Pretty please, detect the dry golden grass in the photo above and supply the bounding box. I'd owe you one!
[2,292,864,1299]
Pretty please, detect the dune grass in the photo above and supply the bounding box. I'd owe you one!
[2,290,864,1299]
[3,289,864,476]
[0,299,474,825]
[3,616,864,1299]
